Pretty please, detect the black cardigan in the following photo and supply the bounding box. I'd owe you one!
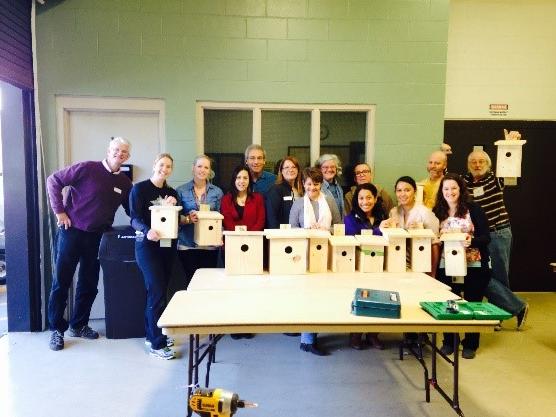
[265,182,296,229]
[463,201,491,268]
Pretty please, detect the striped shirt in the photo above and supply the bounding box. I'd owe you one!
[463,171,510,231]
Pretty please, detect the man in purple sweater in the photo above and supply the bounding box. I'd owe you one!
[46,137,132,351]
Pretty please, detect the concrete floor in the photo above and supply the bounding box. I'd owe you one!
[0,292,555,417]
[0,284,6,336]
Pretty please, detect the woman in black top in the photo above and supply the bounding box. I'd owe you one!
[433,173,491,359]
[265,156,303,228]
[129,153,181,360]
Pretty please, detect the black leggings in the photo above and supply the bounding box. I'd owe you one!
[437,266,491,350]
[178,249,219,289]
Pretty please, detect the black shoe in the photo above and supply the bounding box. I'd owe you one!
[69,325,99,339]
[349,333,367,350]
[230,334,242,340]
[439,343,454,356]
[516,303,529,330]
[49,330,64,351]
[366,333,385,350]
[283,333,301,337]
[462,348,476,359]
[300,343,329,356]
[243,333,255,339]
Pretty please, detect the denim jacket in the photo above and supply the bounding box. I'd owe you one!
[176,180,223,248]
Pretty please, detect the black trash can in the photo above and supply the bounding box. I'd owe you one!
[99,226,145,339]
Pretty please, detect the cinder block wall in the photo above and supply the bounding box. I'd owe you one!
[36,0,449,188]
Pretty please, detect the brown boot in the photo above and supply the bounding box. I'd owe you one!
[349,333,367,350]
[366,333,385,350]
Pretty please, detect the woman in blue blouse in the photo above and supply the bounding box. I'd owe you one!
[344,183,387,350]
[176,155,224,288]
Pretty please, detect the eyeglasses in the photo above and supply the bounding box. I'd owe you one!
[354,169,371,176]
[282,165,297,171]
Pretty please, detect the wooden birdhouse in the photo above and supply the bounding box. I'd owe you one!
[440,232,468,277]
[354,234,388,273]
[194,211,224,246]
[494,139,526,179]
[306,229,331,273]
[264,228,308,275]
[407,229,436,273]
[380,228,410,273]
[328,235,359,273]
[149,205,182,247]
[222,230,264,275]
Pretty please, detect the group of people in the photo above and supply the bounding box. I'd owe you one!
[46,138,528,361]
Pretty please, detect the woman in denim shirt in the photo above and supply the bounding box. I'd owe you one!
[176,155,223,288]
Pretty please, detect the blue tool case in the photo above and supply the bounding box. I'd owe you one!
[351,288,401,319]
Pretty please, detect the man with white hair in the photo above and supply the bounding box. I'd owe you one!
[46,137,133,350]
[419,150,447,209]
[464,150,528,330]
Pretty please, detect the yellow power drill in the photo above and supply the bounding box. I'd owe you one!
[189,387,257,417]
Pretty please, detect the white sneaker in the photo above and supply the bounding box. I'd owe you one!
[149,346,175,360]
[145,337,174,348]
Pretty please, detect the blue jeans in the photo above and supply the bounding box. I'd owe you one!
[48,227,103,332]
[488,227,512,287]
[486,227,525,315]
[301,333,316,344]
[135,239,176,350]
[485,279,524,316]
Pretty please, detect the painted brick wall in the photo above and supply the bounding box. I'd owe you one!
[36,0,449,187]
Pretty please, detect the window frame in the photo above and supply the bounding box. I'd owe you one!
[196,101,376,169]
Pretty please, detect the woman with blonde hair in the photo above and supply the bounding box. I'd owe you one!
[176,155,224,288]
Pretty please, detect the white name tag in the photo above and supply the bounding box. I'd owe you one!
[114,187,122,194]
[283,196,293,201]
[473,186,484,197]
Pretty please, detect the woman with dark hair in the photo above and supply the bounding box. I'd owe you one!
[130,153,180,360]
[220,165,265,340]
[344,183,387,350]
[382,175,440,276]
[433,173,491,360]
[344,183,387,236]
[289,167,342,356]
[265,156,303,229]
[220,165,265,232]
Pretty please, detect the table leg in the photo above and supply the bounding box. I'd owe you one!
[187,335,194,417]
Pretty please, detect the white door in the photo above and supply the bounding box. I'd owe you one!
[66,108,161,319]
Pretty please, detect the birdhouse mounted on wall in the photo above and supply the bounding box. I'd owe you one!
[264,228,308,275]
[222,230,264,275]
[440,232,468,277]
[355,234,388,273]
[194,211,224,246]
[494,129,526,183]
[149,205,182,247]
[380,228,409,273]
[328,235,359,273]
[307,229,331,273]
[407,229,436,273]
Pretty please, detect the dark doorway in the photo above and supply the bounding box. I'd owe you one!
[445,120,555,292]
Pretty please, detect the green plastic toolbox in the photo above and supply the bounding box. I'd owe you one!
[420,301,512,320]
[351,288,401,319]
